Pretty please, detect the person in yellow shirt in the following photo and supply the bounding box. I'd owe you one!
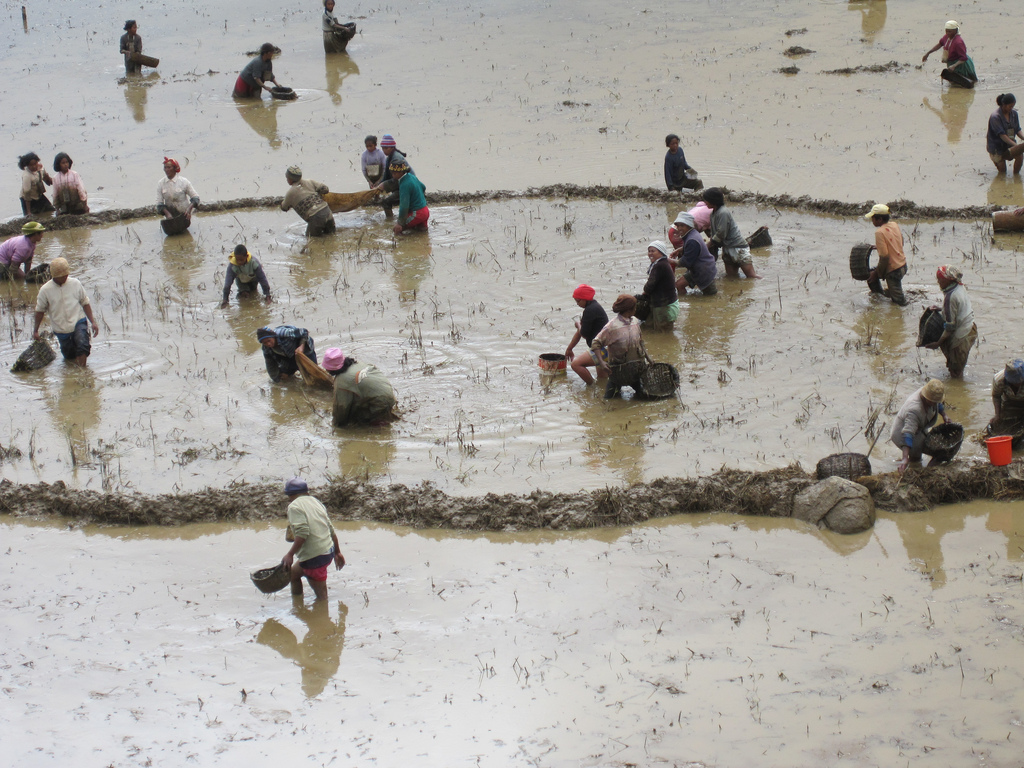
[281,477,345,601]
[864,203,908,306]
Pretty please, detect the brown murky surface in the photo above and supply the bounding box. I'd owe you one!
[3,506,1023,766]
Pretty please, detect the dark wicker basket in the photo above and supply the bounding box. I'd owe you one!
[923,422,964,463]
[607,359,647,388]
[250,564,291,594]
[746,226,772,249]
[917,308,945,347]
[639,362,680,398]
[271,86,297,101]
[10,338,56,373]
[24,262,50,284]
[160,214,190,236]
[816,452,872,480]
[850,243,873,281]
[633,294,651,322]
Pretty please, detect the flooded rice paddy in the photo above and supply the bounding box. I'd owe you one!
[3,0,1024,764]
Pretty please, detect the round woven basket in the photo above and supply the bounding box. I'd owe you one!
[271,86,297,101]
[923,422,964,463]
[916,308,945,347]
[160,214,190,236]
[250,564,291,594]
[815,452,872,480]
[745,226,772,249]
[639,362,680,398]
[849,243,873,281]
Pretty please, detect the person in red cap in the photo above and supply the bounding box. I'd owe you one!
[564,284,609,384]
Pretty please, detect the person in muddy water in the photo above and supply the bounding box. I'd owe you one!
[361,135,386,188]
[925,265,977,378]
[322,348,398,427]
[233,43,280,98]
[221,245,271,307]
[258,325,317,382]
[565,284,609,385]
[922,20,977,87]
[119,20,142,75]
[986,94,1024,175]
[18,152,53,216]
[51,153,89,216]
[702,188,762,280]
[156,157,200,228]
[322,0,356,54]
[281,166,336,236]
[282,477,346,602]
[389,161,429,235]
[663,134,692,192]
[640,241,680,328]
[891,379,949,474]
[372,134,411,219]
[863,203,908,306]
[990,360,1024,430]
[0,221,45,280]
[591,294,651,399]
[32,257,100,367]
[669,212,718,296]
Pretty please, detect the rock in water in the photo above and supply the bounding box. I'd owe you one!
[792,476,875,534]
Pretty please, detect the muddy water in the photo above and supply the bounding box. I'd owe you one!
[3,0,1024,217]
[1,200,1023,495]
[3,505,1022,766]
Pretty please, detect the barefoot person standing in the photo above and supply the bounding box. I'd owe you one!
[864,203,908,306]
[281,477,345,602]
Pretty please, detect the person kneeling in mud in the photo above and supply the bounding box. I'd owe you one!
[389,161,429,235]
[222,245,272,307]
[702,187,761,280]
[322,348,398,427]
[282,477,345,602]
[990,359,1024,429]
[258,325,317,382]
[864,203,908,306]
[281,166,336,237]
[891,379,949,474]
[591,294,651,399]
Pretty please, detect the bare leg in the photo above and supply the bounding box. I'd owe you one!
[290,561,304,595]
[310,579,329,601]
[570,356,595,385]
[993,158,1008,174]
[75,354,88,367]
[1015,155,1023,175]
[724,262,740,278]
[741,263,763,280]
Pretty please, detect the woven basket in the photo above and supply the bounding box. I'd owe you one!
[916,308,945,347]
[923,422,964,463]
[271,86,297,100]
[745,226,772,249]
[250,564,291,594]
[816,452,872,480]
[24,262,50,284]
[633,294,651,322]
[160,214,190,236]
[850,243,873,281]
[10,338,56,373]
[608,359,647,388]
[639,362,680,398]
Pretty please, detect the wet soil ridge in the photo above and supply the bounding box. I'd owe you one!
[3,462,1023,529]
[0,187,1003,236]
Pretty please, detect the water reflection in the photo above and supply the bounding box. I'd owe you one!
[159,231,201,297]
[575,388,659,485]
[324,55,360,107]
[236,100,281,149]
[391,238,432,300]
[123,73,159,123]
[45,367,101,477]
[852,299,908,380]
[922,88,975,144]
[677,285,744,360]
[848,0,887,42]
[987,174,1024,208]
[257,599,348,698]
[336,433,397,481]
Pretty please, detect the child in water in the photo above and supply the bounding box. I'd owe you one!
[361,135,387,188]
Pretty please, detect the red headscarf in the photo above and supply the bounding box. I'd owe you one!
[936,265,964,284]
[163,157,180,173]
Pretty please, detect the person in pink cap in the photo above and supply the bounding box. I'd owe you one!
[322,347,397,426]
[564,284,609,384]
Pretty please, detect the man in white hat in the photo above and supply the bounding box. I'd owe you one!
[32,257,99,367]
[864,203,908,306]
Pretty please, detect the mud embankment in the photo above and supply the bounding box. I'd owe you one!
[3,462,1022,530]
[0,186,1005,237]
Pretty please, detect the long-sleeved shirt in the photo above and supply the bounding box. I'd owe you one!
[262,325,311,380]
[156,175,199,215]
[0,235,37,269]
[53,170,88,208]
[992,371,1024,415]
[664,148,690,190]
[35,277,91,334]
[643,256,678,308]
[361,148,387,184]
[941,283,974,343]
[286,495,336,563]
[21,169,50,202]
[890,388,944,448]
[222,257,270,300]
[280,179,330,221]
[677,229,717,290]
[397,172,427,222]
[708,206,747,250]
[332,363,397,426]
[592,314,644,366]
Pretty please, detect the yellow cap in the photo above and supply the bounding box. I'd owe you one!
[864,203,890,219]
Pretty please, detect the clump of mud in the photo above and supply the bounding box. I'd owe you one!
[822,61,908,75]
[784,46,814,57]
[4,462,1024,530]
[784,28,808,37]
[779,66,800,75]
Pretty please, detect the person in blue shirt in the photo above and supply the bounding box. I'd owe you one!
[664,134,691,191]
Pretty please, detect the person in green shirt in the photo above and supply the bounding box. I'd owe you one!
[322,347,398,426]
[389,160,429,235]
[281,477,345,601]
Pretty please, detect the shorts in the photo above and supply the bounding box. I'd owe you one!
[589,346,609,366]
[299,549,335,582]
[722,245,752,267]
[402,207,430,229]
[54,317,91,360]
[990,151,1014,164]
